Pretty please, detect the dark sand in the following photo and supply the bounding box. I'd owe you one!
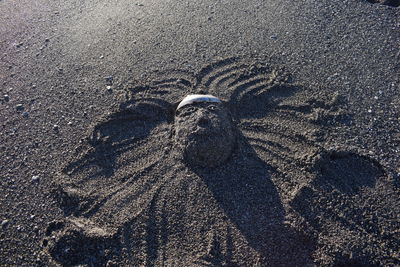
[1,0,399,266]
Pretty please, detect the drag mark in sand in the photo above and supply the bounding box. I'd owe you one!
[365,0,400,7]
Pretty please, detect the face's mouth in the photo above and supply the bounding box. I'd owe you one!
[190,125,221,137]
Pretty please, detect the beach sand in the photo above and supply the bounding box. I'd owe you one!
[1,0,399,266]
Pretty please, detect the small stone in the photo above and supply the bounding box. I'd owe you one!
[45,38,50,42]
[22,112,29,118]
[1,220,9,228]
[106,260,118,267]
[33,226,40,234]
[31,175,40,182]
[30,214,35,219]
[368,109,372,113]
[3,95,9,102]
[68,121,73,126]
[16,104,24,111]
[105,76,113,84]
[99,55,104,59]
[53,125,59,132]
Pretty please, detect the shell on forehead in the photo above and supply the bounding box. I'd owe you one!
[176,95,221,111]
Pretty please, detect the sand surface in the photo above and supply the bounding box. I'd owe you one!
[1,0,399,266]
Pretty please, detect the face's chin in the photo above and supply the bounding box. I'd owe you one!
[182,131,236,168]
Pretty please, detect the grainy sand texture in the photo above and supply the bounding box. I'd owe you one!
[1,0,399,266]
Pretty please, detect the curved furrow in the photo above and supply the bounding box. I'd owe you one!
[241,124,320,150]
[115,143,164,171]
[227,72,270,89]
[246,136,291,153]
[249,143,312,199]
[246,136,305,166]
[265,113,320,134]
[145,186,164,267]
[227,75,272,104]
[214,72,240,89]
[93,172,165,226]
[234,85,270,105]
[129,85,151,95]
[129,85,189,100]
[195,57,239,86]
[201,64,247,88]
[62,157,160,218]
[249,143,301,172]
[242,127,319,157]
[239,116,319,139]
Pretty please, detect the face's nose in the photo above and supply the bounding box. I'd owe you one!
[196,110,211,128]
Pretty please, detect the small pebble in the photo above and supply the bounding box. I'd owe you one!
[1,220,9,228]
[99,55,104,59]
[105,76,113,84]
[16,104,24,111]
[68,121,73,126]
[22,111,29,118]
[53,125,59,132]
[32,175,40,182]
[3,95,9,102]
[45,38,50,42]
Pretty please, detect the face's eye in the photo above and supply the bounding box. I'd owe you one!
[207,105,218,111]
[177,106,197,117]
[186,106,196,113]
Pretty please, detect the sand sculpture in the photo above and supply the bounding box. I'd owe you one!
[44,58,392,267]
[174,95,236,168]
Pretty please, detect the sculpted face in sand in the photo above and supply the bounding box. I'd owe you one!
[174,95,236,167]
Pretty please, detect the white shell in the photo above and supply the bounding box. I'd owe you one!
[176,94,221,110]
